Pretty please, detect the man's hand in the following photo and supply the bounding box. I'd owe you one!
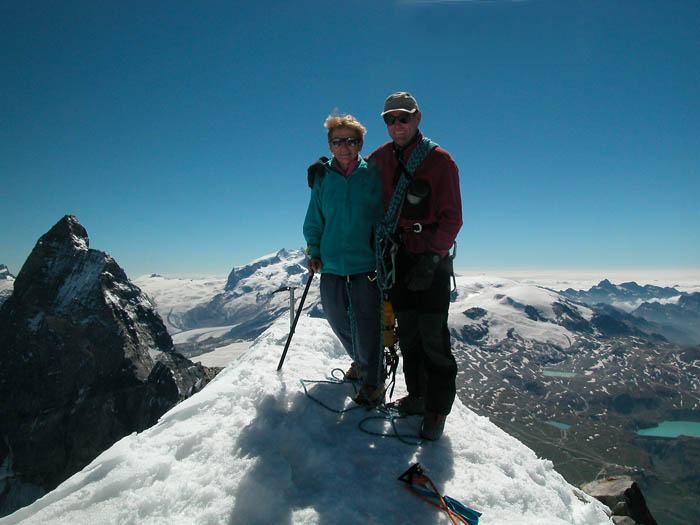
[307,257,323,275]
[406,252,442,291]
[307,157,329,188]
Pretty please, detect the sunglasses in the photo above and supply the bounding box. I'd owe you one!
[383,113,413,126]
[329,137,362,148]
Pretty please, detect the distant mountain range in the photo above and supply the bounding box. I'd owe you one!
[559,278,683,308]
[556,279,700,345]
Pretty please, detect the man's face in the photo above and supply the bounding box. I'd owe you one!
[385,111,421,147]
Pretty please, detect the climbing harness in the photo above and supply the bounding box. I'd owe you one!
[399,463,482,525]
[374,137,439,293]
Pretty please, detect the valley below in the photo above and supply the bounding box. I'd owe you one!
[452,335,700,524]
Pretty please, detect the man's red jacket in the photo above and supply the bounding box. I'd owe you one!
[367,132,463,258]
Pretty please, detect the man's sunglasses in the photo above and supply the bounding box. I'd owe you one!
[329,137,362,148]
[383,113,413,126]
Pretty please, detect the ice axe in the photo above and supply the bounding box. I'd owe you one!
[276,273,314,371]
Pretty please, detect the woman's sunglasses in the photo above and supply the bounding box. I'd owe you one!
[329,137,362,148]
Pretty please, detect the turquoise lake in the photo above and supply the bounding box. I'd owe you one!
[546,421,571,430]
[637,421,700,438]
[542,371,577,378]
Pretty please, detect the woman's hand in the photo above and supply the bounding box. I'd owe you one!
[307,257,323,275]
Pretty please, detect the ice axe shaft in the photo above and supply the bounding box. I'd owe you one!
[276,274,314,371]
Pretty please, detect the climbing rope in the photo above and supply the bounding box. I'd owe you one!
[300,368,363,414]
[300,367,425,444]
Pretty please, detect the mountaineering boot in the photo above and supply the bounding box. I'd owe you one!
[345,362,361,381]
[388,395,425,416]
[420,412,446,441]
[353,384,385,406]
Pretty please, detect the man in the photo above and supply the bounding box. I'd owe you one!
[367,92,463,440]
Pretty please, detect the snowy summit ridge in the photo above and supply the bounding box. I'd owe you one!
[1,314,611,524]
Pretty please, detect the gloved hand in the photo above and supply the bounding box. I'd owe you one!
[307,257,323,276]
[307,157,329,188]
[406,252,442,291]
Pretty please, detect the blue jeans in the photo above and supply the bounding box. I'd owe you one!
[320,273,382,387]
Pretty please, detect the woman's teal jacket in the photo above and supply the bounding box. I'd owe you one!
[303,158,383,276]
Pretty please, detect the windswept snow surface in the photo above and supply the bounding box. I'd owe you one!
[2,317,611,525]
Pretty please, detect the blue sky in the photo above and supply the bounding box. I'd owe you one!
[2,0,699,277]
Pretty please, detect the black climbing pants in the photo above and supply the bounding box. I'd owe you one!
[390,248,457,415]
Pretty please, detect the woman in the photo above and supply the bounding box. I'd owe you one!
[303,113,384,405]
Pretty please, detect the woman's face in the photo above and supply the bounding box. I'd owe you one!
[329,127,362,171]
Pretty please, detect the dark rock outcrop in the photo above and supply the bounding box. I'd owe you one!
[581,476,657,524]
[0,216,219,517]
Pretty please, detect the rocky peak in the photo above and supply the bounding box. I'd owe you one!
[0,215,219,517]
[596,278,615,290]
[0,264,14,280]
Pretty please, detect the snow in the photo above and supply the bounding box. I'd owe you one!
[1,316,611,525]
[193,341,252,367]
[450,276,589,347]
[52,252,105,311]
[171,325,239,344]
[133,274,227,334]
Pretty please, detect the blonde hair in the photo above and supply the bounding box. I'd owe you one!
[324,111,367,141]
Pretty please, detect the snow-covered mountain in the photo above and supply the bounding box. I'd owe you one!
[0,264,14,307]
[137,249,320,354]
[447,277,699,524]
[558,279,683,311]
[0,264,13,280]
[133,273,228,334]
[0,315,612,525]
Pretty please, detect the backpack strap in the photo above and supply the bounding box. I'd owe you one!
[307,157,330,189]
